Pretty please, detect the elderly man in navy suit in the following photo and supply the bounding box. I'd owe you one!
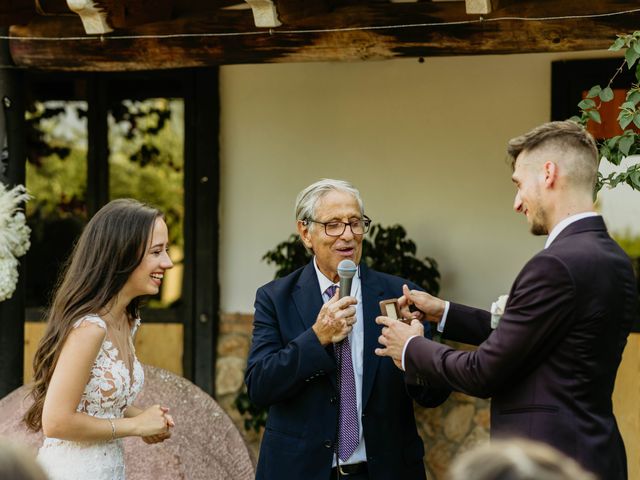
[245,179,449,480]
[376,121,638,480]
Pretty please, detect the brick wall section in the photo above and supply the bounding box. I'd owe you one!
[215,313,490,479]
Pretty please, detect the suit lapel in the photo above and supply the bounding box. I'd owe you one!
[360,265,386,409]
[292,261,324,331]
[292,261,338,390]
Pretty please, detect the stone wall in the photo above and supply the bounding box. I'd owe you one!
[214,313,490,478]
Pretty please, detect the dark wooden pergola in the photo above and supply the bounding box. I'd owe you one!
[1,0,638,398]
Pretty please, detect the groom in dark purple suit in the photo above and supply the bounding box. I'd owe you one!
[376,120,638,480]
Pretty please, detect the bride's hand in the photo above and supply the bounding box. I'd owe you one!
[141,431,171,444]
[134,404,170,437]
[163,411,175,428]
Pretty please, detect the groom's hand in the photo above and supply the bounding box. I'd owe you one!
[375,316,424,370]
[398,284,446,323]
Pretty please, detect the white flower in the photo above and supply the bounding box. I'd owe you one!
[0,183,31,302]
[0,255,19,301]
[490,294,509,329]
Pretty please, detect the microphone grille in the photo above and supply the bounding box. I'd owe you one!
[337,259,357,279]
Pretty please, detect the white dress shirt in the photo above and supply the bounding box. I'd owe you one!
[401,212,600,371]
[313,258,367,466]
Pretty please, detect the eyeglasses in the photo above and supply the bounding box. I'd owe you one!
[304,215,372,237]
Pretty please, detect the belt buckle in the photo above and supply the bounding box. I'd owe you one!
[338,465,350,476]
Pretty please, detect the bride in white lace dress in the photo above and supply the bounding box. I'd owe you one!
[23,199,175,480]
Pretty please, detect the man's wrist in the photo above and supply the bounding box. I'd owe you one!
[312,324,330,346]
[401,335,420,371]
[437,301,451,333]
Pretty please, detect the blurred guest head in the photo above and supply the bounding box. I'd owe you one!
[448,438,597,480]
[0,437,48,480]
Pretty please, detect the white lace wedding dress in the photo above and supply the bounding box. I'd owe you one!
[37,315,144,480]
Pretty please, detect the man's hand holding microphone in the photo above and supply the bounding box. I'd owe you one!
[312,260,359,346]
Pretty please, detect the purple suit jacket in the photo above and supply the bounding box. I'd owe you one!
[405,216,638,479]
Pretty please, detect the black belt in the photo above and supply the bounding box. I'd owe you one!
[332,462,368,476]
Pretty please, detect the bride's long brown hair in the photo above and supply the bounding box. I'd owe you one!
[24,198,162,431]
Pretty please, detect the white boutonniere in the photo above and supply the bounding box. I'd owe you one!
[490,294,508,329]
[0,183,31,302]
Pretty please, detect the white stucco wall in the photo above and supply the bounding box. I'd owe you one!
[219,49,622,313]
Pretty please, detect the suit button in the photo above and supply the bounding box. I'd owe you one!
[330,396,337,404]
[324,440,332,449]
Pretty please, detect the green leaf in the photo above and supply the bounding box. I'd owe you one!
[618,135,634,156]
[634,113,640,129]
[578,98,596,110]
[630,170,640,191]
[611,174,625,188]
[586,85,602,98]
[587,109,601,124]
[636,63,640,83]
[607,136,620,149]
[568,115,583,124]
[619,112,634,129]
[628,91,640,104]
[634,41,640,55]
[599,87,614,102]
[621,101,636,110]
[626,47,640,69]
[610,37,626,51]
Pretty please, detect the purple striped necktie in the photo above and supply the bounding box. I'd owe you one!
[325,285,359,462]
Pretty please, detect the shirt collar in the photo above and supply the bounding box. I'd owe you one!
[313,257,361,297]
[545,212,599,249]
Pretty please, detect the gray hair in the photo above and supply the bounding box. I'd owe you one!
[295,179,364,224]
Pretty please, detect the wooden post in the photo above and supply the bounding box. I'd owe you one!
[0,27,26,397]
[86,73,109,217]
[182,68,220,395]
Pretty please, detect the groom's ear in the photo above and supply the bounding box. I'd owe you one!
[542,160,558,187]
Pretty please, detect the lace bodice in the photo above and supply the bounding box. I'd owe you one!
[38,314,144,480]
[72,314,144,419]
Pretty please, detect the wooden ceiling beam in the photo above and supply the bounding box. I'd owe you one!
[0,0,36,26]
[273,0,332,24]
[7,0,176,34]
[7,0,640,71]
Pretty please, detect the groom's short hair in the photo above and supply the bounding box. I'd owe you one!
[507,120,599,191]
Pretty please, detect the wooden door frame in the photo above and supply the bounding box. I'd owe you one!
[1,66,220,397]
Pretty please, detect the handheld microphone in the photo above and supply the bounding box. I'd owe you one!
[337,259,357,299]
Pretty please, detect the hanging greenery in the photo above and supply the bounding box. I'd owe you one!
[570,31,640,192]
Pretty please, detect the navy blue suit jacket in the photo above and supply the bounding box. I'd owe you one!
[246,262,449,480]
[405,217,638,479]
